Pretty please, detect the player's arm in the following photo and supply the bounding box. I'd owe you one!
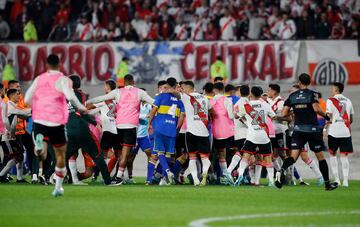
[176,101,185,129]
[225,97,234,120]
[139,89,154,105]
[349,100,354,124]
[57,77,87,112]
[313,102,330,121]
[11,106,31,119]
[1,102,10,132]
[24,77,39,106]
[86,89,118,105]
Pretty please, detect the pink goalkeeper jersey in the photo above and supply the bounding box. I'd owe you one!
[116,86,141,128]
[211,95,234,139]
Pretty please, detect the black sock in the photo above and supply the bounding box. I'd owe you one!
[281,157,295,172]
[319,160,330,186]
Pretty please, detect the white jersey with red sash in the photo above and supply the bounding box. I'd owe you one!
[175,24,188,40]
[76,23,93,41]
[219,16,236,40]
[190,20,203,40]
[237,99,275,144]
[268,96,287,134]
[181,92,211,137]
[326,94,354,138]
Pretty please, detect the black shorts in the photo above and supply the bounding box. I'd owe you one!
[33,123,67,147]
[213,136,236,150]
[241,140,272,156]
[235,139,246,152]
[176,133,186,156]
[271,133,286,149]
[117,128,136,147]
[185,132,210,154]
[1,140,24,162]
[328,135,353,155]
[291,131,325,153]
[100,131,121,151]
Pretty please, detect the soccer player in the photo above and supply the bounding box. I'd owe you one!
[227,85,249,175]
[234,86,276,186]
[157,80,168,94]
[148,77,185,185]
[65,74,111,186]
[0,89,31,183]
[24,54,88,196]
[180,80,213,186]
[274,73,338,191]
[203,82,215,99]
[210,82,235,184]
[326,82,354,187]
[87,74,153,185]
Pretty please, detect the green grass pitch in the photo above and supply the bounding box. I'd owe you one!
[1,179,360,227]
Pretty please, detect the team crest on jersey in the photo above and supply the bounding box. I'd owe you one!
[313,58,348,85]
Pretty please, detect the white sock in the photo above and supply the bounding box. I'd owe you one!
[0,159,16,176]
[255,165,262,185]
[16,162,24,180]
[55,167,67,190]
[39,168,43,176]
[68,159,79,182]
[189,159,200,185]
[307,159,323,179]
[237,159,249,177]
[266,167,274,184]
[219,159,227,174]
[227,154,241,174]
[340,156,349,184]
[273,157,282,171]
[116,167,125,179]
[329,156,340,182]
[249,165,255,184]
[183,166,191,178]
[201,157,211,176]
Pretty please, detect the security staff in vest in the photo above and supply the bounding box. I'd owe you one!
[210,56,228,82]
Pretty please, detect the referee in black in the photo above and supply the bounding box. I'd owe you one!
[275,73,338,191]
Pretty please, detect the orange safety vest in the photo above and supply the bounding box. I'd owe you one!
[4,94,28,135]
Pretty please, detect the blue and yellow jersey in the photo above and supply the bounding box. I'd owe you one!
[153,93,185,138]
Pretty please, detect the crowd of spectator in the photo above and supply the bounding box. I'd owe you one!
[0,0,359,42]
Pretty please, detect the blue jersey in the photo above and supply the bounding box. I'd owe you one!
[153,93,184,138]
[229,95,240,105]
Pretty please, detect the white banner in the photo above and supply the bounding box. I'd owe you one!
[0,41,300,85]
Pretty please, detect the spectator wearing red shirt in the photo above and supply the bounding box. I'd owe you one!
[205,21,218,40]
[115,3,130,23]
[54,3,70,25]
[159,15,174,40]
[10,0,23,24]
[331,22,346,39]
[327,5,343,26]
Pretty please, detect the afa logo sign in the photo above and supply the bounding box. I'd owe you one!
[313,58,348,85]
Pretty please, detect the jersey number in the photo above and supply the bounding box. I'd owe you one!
[250,110,265,126]
[339,102,347,116]
[168,104,177,118]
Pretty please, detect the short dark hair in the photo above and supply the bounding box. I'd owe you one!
[239,85,250,97]
[298,73,311,86]
[124,74,134,83]
[166,77,177,87]
[8,80,19,88]
[202,82,214,93]
[225,84,235,93]
[7,89,19,98]
[157,80,167,88]
[213,82,224,91]
[214,77,224,83]
[182,80,195,88]
[105,80,117,90]
[333,82,344,93]
[216,56,222,61]
[251,86,263,98]
[269,84,280,94]
[317,92,322,99]
[47,54,60,67]
[69,74,81,89]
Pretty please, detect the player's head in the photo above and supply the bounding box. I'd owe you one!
[8,80,20,90]
[213,82,224,94]
[216,56,222,61]
[331,82,344,96]
[166,77,177,91]
[250,86,263,100]
[214,77,224,84]
[157,80,167,93]
[298,73,311,87]
[238,84,250,97]
[203,82,214,96]
[47,54,60,70]
[181,80,195,94]
[7,88,20,103]
[124,74,135,86]
[105,79,116,94]
[225,84,235,96]
[69,74,81,90]
[268,84,280,98]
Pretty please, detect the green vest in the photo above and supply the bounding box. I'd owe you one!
[23,21,38,42]
[2,64,16,81]
[210,60,227,79]
[116,61,129,79]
